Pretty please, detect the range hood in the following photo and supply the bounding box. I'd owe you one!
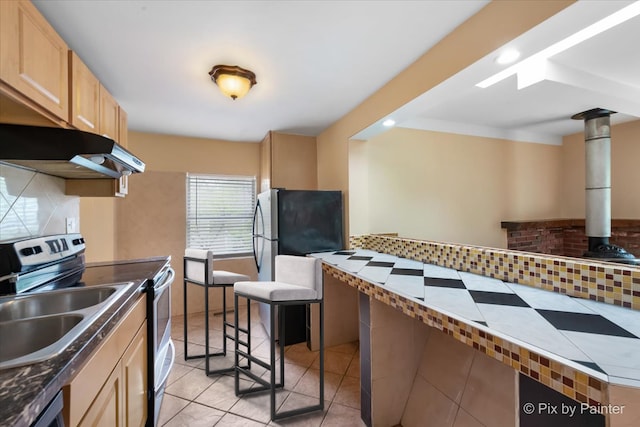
[0,123,145,179]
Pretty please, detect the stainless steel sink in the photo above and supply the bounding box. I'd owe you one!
[0,287,117,322]
[0,283,133,369]
[0,314,83,362]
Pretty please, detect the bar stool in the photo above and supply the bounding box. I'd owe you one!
[233,255,324,421]
[183,248,251,375]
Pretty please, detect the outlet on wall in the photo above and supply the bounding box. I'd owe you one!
[66,217,77,233]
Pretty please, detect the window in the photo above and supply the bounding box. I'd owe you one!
[186,174,256,257]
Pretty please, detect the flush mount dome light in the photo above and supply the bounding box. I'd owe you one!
[209,64,257,100]
[382,119,396,127]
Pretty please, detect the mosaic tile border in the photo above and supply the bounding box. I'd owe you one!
[323,263,608,406]
[349,235,640,311]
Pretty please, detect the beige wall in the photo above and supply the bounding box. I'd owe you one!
[351,128,563,248]
[80,198,115,262]
[368,298,516,427]
[561,119,640,220]
[270,132,318,190]
[349,120,638,248]
[316,1,574,240]
[128,130,259,175]
[348,139,369,236]
[87,131,262,316]
[370,298,430,427]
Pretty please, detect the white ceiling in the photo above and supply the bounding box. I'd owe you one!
[356,0,640,144]
[33,1,640,145]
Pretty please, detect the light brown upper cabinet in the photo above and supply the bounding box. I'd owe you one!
[118,106,128,148]
[260,131,318,191]
[99,86,119,141]
[0,0,69,122]
[260,132,272,192]
[69,51,127,146]
[69,51,100,133]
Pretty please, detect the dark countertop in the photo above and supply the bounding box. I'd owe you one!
[0,256,170,427]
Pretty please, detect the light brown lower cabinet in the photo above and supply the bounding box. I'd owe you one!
[78,361,122,427]
[64,296,147,427]
[122,323,147,427]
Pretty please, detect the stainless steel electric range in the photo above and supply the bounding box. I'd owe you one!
[0,233,174,427]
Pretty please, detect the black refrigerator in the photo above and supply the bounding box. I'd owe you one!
[253,189,344,345]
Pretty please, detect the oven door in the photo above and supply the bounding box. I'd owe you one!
[148,266,175,427]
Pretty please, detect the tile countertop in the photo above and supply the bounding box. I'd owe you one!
[0,256,171,427]
[311,250,640,390]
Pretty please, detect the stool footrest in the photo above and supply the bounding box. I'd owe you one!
[185,349,226,360]
[273,404,324,421]
[234,338,250,348]
[206,362,250,376]
[225,333,249,346]
[206,366,235,375]
[236,350,271,371]
[225,321,249,334]
[184,354,206,360]
[235,366,284,396]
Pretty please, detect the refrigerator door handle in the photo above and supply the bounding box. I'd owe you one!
[253,237,260,272]
[252,199,260,237]
[253,200,262,272]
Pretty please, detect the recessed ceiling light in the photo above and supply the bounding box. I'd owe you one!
[382,119,396,127]
[476,1,640,89]
[496,49,520,64]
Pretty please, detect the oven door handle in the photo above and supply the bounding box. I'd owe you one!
[154,267,175,296]
[157,339,175,390]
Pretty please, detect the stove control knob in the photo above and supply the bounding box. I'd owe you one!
[20,246,42,256]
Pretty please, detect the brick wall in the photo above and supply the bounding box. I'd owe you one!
[506,227,565,255]
[501,219,640,258]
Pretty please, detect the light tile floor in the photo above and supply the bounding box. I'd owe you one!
[161,303,365,426]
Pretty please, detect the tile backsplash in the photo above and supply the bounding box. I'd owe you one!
[351,234,640,310]
[0,163,79,241]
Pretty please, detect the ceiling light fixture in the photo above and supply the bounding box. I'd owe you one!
[382,119,396,127]
[209,64,257,100]
[476,1,640,89]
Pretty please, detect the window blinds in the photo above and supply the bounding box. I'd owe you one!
[186,174,256,257]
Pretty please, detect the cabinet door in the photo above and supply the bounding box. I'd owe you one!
[0,0,69,121]
[79,364,123,427]
[63,298,146,426]
[270,132,318,190]
[118,106,128,148]
[69,51,100,132]
[260,131,272,192]
[122,322,147,427]
[99,87,119,140]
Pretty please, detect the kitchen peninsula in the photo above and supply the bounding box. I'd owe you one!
[312,234,640,427]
